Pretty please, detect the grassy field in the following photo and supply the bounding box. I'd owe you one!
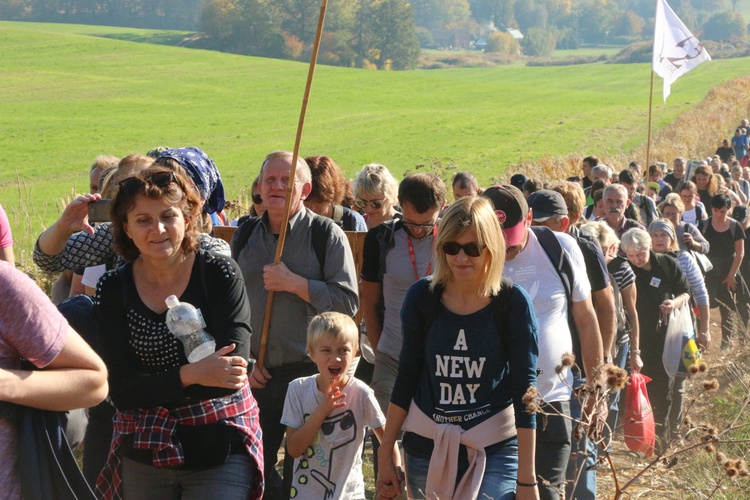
[2,21,750,260]
[552,46,624,58]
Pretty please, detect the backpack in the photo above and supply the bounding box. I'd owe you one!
[372,218,403,280]
[414,276,515,347]
[694,202,705,222]
[529,226,586,370]
[331,204,345,226]
[699,217,741,240]
[637,194,656,226]
[230,214,336,270]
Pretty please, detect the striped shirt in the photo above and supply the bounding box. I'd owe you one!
[675,251,709,307]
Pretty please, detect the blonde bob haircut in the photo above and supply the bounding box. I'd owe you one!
[658,192,685,214]
[353,163,399,206]
[579,220,619,255]
[431,196,505,297]
[306,311,359,354]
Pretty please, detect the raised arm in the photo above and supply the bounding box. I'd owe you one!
[37,194,100,256]
[35,222,116,273]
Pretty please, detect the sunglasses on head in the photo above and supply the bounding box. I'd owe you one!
[442,241,484,257]
[355,198,385,210]
[119,171,176,194]
[252,194,262,204]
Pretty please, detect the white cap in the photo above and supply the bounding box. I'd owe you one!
[165,295,180,309]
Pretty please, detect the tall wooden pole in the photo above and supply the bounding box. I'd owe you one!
[257,0,329,372]
[646,70,655,169]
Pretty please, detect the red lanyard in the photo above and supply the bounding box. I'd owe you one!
[406,225,437,281]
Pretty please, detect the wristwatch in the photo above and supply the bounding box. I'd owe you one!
[604,355,613,364]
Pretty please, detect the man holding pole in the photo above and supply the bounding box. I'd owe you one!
[233,151,359,499]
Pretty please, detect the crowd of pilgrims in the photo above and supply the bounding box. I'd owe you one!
[1,127,749,500]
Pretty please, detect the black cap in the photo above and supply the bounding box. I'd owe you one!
[510,173,527,191]
[527,190,568,220]
[732,205,749,224]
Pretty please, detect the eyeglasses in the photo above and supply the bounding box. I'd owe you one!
[252,194,262,205]
[119,171,175,194]
[403,221,436,232]
[355,198,386,210]
[442,241,484,257]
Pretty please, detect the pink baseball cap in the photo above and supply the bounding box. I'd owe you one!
[482,184,529,246]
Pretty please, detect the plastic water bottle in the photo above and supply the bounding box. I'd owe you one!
[165,295,216,363]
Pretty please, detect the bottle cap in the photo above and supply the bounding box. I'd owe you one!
[165,295,180,309]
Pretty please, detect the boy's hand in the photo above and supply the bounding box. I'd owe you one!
[318,378,346,415]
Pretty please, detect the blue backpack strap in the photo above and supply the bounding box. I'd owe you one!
[491,278,514,349]
[416,277,513,347]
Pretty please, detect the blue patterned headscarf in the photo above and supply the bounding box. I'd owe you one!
[156,147,225,214]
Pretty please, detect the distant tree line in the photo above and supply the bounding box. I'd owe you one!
[0,0,204,30]
[1,0,746,67]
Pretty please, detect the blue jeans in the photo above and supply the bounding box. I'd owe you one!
[404,437,518,500]
[566,373,596,500]
[121,454,254,499]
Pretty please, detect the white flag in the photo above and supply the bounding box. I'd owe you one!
[652,0,711,101]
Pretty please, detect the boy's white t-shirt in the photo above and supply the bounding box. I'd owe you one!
[282,375,385,500]
[503,229,591,402]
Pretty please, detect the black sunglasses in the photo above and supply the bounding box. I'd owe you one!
[119,171,176,194]
[252,194,262,205]
[355,198,385,210]
[442,241,484,257]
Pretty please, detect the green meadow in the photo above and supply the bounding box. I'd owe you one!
[2,21,750,259]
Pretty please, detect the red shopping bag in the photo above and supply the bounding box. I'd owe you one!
[624,372,656,457]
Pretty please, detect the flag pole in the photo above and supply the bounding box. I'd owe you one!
[646,70,655,168]
[257,0,329,372]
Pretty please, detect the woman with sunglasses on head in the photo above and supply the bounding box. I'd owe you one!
[377,196,539,500]
[93,166,263,499]
[304,155,367,231]
[353,163,400,229]
[34,148,231,275]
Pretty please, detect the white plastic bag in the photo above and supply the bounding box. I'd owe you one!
[662,302,699,377]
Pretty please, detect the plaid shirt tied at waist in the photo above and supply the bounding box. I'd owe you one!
[96,381,264,500]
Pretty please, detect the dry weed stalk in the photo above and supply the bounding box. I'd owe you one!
[527,351,750,500]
